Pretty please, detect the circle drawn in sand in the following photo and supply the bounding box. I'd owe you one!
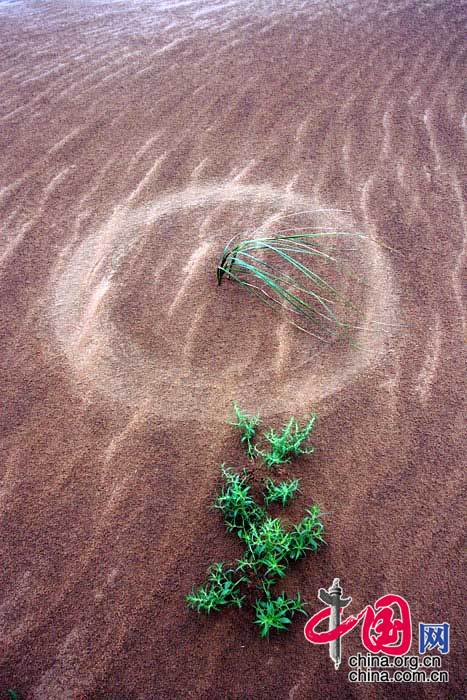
[50,182,396,420]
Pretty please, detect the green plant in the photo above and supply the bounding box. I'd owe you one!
[288,505,325,560]
[188,469,324,636]
[239,515,292,585]
[186,563,246,613]
[186,405,325,637]
[257,414,317,468]
[217,230,362,340]
[254,592,306,638]
[263,478,301,507]
[213,465,265,538]
[228,402,260,459]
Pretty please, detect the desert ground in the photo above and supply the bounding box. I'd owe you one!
[0,0,465,698]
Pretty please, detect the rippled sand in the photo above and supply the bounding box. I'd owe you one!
[1,0,465,698]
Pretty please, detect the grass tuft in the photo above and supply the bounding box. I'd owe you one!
[217,230,365,340]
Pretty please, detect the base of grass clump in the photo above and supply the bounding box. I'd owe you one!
[186,405,325,638]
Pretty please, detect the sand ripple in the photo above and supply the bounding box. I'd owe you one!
[0,0,465,697]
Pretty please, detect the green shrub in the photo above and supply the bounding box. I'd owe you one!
[186,563,246,613]
[186,406,325,637]
[288,506,325,560]
[254,592,306,638]
[228,403,260,459]
[257,414,317,468]
[263,478,301,507]
[212,465,265,538]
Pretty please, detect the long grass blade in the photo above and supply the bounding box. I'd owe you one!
[217,229,369,339]
[230,258,342,324]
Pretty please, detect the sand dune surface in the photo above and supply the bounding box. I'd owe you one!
[0,0,465,698]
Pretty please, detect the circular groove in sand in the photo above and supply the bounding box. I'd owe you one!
[49,181,397,419]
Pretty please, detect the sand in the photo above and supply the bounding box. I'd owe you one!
[0,0,465,697]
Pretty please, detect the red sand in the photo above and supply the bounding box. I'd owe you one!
[0,0,465,698]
